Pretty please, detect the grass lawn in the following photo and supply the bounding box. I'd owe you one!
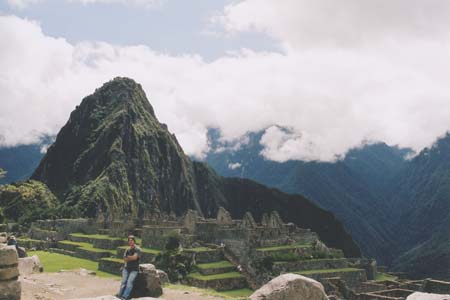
[183,247,214,253]
[187,272,244,281]
[197,261,234,270]
[59,240,117,255]
[29,251,120,279]
[375,272,398,281]
[70,233,126,241]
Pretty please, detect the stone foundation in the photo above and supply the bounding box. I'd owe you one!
[0,245,21,300]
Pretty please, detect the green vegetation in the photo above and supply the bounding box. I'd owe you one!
[375,273,398,281]
[184,247,213,253]
[29,251,119,278]
[70,233,126,242]
[296,268,361,275]
[187,272,244,281]
[100,257,123,263]
[59,240,116,254]
[255,244,310,252]
[197,261,234,270]
[0,180,58,225]
[155,237,193,282]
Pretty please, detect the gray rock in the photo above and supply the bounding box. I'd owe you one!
[157,269,169,285]
[129,264,163,298]
[19,255,43,275]
[407,292,450,300]
[0,279,21,300]
[250,273,328,300]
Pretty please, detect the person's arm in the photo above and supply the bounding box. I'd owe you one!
[124,248,141,262]
[124,253,139,262]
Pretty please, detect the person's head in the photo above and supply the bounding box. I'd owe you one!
[128,235,136,247]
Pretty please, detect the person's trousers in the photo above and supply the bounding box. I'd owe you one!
[118,269,138,299]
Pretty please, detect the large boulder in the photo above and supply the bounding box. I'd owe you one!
[130,264,163,298]
[0,245,21,300]
[250,273,328,300]
[407,292,450,300]
[18,255,43,275]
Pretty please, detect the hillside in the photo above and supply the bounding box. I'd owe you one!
[205,130,408,263]
[19,77,359,256]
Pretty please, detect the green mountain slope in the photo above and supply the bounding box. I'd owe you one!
[205,130,408,263]
[24,77,360,256]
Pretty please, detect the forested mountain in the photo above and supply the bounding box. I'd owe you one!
[0,77,360,257]
[205,130,409,263]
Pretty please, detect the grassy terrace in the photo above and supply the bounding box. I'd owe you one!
[183,247,214,253]
[197,261,234,270]
[101,257,124,263]
[273,258,347,264]
[296,268,361,275]
[117,245,160,255]
[59,240,116,254]
[375,273,398,281]
[29,251,119,278]
[70,233,126,242]
[187,272,244,281]
[255,244,311,252]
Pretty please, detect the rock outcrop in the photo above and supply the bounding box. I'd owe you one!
[0,245,21,300]
[18,255,43,275]
[406,292,450,300]
[250,273,328,300]
[130,264,163,298]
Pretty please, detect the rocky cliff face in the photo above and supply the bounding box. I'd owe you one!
[30,77,360,256]
[33,78,203,218]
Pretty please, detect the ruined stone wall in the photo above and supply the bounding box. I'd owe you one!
[347,258,377,280]
[0,245,21,300]
[141,226,182,249]
[423,279,450,294]
[30,218,98,241]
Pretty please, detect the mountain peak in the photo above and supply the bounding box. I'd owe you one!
[86,76,156,118]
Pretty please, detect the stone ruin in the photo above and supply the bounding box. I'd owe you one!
[0,245,21,300]
[8,206,450,300]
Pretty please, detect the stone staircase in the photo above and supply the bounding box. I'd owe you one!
[254,243,367,289]
[186,247,249,293]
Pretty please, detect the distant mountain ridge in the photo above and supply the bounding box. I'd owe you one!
[205,129,408,263]
[205,128,450,279]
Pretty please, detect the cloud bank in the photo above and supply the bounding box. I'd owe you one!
[2,1,450,162]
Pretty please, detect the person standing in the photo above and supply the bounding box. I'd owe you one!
[117,235,141,300]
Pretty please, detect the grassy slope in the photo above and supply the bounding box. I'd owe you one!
[30,251,119,278]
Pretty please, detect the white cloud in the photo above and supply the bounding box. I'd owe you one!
[228,162,241,170]
[3,7,450,162]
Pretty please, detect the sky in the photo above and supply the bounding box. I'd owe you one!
[1,0,450,162]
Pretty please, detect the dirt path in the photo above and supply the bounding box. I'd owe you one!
[20,271,225,300]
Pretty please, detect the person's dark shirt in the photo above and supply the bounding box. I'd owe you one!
[124,246,141,272]
[7,239,18,248]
